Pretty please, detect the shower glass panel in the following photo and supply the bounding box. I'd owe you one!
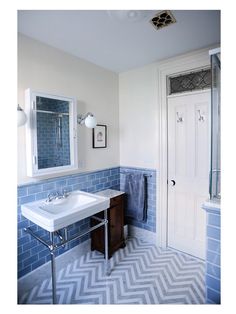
[36,96,70,169]
[209,50,221,201]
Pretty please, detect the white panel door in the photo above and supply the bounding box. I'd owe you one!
[167,91,210,259]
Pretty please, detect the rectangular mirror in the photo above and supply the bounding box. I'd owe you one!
[25,89,78,177]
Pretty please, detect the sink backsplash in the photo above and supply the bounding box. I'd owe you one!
[17,167,120,278]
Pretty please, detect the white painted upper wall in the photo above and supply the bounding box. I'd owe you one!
[118,46,215,170]
[18,34,217,185]
[119,63,159,169]
[18,34,119,185]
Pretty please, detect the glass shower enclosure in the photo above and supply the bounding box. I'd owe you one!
[209,48,221,201]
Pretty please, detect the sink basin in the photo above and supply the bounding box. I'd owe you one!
[21,190,110,232]
[44,197,68,206]
[39,193,96,214]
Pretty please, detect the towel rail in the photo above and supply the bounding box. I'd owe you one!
[120,172,152,177]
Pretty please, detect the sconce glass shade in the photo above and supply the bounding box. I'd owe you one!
[85,114,97,128]
[17,104,27,127]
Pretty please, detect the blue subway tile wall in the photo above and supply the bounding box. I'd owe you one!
[17,167,120,278]
[203,205,221,304]
[119,166,156,233]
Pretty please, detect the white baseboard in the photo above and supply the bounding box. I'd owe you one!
[124,225,128,240]
[127,225,157,244]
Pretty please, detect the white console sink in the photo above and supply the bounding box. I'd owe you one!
[21,190,110,232]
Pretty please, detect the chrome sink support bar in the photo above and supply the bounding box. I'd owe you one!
[23,208,110,304]
[104,207,109,275]
[50,232,57,305]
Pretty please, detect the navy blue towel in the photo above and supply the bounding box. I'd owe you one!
[124,173,147,222]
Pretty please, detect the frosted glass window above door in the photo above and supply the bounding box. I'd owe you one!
[169,69,211,95]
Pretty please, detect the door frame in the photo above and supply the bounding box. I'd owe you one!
[156,47,212,248]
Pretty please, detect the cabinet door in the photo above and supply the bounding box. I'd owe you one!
[109,204,124,248]
[90,211,105,252]
[90,195,125,257]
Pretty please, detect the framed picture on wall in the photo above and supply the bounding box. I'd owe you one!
[92,124,107,148]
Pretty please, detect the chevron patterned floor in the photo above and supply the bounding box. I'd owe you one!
[19,237,206,304]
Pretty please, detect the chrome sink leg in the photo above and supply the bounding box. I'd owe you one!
[64,227,68,250]
[50,232,57,304]
[104,208,110,276]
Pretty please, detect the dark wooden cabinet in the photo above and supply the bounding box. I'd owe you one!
[91,194,126,258]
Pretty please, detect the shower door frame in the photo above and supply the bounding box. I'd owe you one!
[156,47,213,249]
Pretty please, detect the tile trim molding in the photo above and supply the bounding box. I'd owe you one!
[17,166,120,188]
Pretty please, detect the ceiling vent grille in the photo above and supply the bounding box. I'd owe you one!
[150,10,176,30]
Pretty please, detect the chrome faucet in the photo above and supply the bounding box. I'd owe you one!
[46,190,70,202]
[46,192,58,202]
[61,189,70,198]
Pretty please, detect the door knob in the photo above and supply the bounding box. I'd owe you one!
[170,180,176,186]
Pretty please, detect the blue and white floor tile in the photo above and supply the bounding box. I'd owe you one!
[19,237,205,304]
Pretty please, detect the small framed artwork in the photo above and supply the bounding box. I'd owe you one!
[92,124,107,148]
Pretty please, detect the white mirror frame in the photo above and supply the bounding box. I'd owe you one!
[25,88,78,177]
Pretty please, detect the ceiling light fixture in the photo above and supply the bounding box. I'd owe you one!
[107,10,151,23]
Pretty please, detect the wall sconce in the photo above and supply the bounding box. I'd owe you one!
[17,104,27,127]
[77,112,97,128]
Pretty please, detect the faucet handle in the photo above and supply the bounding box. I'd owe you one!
[47,192,55,202]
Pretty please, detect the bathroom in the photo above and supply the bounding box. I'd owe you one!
[14,7,223,308]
